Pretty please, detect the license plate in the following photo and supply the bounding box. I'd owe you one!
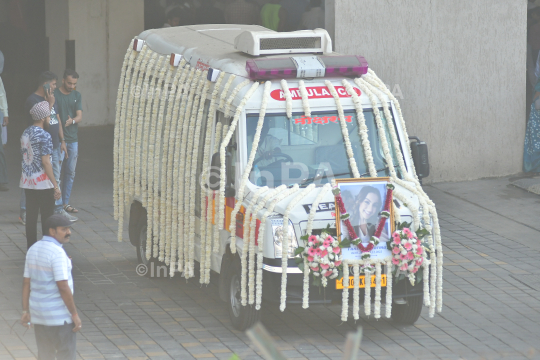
[336,274,387,289]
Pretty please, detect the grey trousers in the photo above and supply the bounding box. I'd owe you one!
[34,321,76,360]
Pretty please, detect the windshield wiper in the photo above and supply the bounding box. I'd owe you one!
[299,172,352,187]
[359,167,389,177]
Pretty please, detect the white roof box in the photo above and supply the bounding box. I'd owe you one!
[234,29,332,56]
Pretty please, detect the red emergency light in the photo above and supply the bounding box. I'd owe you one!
[245,55,368,80]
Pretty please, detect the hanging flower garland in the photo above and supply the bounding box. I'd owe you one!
[164,62,188,267]
[298,80,311,117]
[200,72,226,283]
[218,74,236,110]
[280,79,293,119]
[118,47,147,242]
[151,55,172,260]
[113,40,135,221]
[245,184,286,306]
[280,184,316,311]
[225,79,251,118]
[229,81,272,253]
[212,122,224,254]
[141,56,165,208]
[385,259,393,318]
[128,49,152,200]
[188,74,210,280]
[301,183,331,309]
[325,81,360,178]
[240,187,269,305]
[255,185,299,309]
[179,70,203,278]
[218,82,260,234]
[170,66,196,273]
[135,53,159,197]
[342,79,377,177]
[352,264,360,319]
[341,261,350,321]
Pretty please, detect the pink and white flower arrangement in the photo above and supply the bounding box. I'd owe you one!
[304,233,341,282]
[390,227,426,286]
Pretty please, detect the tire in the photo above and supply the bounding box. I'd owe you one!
[391,294,423,324]
[136,216,170,279]
[227,258,261,331]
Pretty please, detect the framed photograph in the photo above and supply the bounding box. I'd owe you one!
[335,177,394,261]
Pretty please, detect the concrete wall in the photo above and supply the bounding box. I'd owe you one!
[46,0,144,126]
[332,0,527,182]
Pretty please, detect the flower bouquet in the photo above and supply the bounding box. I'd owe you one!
[389,224,431,286]
[295,231,342,287]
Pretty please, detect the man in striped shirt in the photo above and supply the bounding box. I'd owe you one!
[21,214,82,359]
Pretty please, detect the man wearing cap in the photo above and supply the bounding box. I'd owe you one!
[21,214,82,360]
[21,101,62,249]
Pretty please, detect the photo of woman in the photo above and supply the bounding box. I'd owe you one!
[337,179,392,260]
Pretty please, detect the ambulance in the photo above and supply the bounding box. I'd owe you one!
[113,25,442,331]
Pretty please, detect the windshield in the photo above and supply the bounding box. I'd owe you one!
[246,108,404,188]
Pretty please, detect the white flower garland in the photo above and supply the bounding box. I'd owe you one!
[302,183,331,309]
[385,260,393,318]
[118,48,147,242]
[364,268,371,316]
[325,81,360,178]
[374,262,382,319]
[280,79,292,119]
[225,79,250,118]
[129,49,152,200]
[151,55,172,260]
[256,185,299,309]
[200,72,226,283]
[341,261,350,321]
[280,184,316,311]
[189,74,210,281]
[212,122,224,254]
[342,79,377,177]
[353,264,360,320]
[135,53,159,197]
[142,56,165,208]
[170,66,196,272]
[229,81,272,253]
[163,62,188,267]
[423,258,431,306]
[240,187,269,305]
[219,74,236,110]
[218,82,260,234]
[180,70,203,278]
[113,40,135,221]
[298,80,311,117]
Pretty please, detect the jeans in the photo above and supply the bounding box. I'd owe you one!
[52,147,63,212]
[34,322,77,360]
[21,147,62,213]
[61,142,78,206]
[25,188,54,249]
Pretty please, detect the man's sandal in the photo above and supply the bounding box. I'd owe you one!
[64,204,79,213]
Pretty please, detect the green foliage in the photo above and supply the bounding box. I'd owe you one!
[415,227,430,240]
[294,247,305,256]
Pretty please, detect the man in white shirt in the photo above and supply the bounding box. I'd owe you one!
[21,214,82,360]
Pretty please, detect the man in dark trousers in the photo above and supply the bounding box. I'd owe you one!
[20,101,62,249]
[21,214,82,360]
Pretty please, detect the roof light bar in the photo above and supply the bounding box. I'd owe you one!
[245,55,368,80]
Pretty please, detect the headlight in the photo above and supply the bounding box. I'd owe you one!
[271,218,298,258]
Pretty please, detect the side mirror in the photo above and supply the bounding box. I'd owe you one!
[409,136,430,182]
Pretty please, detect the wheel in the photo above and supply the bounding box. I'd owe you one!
[390,294,423,324]
[136,216,170,279]
[227,258,261,330]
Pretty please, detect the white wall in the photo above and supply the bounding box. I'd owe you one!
[46,0,144,126]
[333,0,527,182]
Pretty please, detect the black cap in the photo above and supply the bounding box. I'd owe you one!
[44,214,72,231]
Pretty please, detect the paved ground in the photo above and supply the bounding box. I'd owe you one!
[0,126,539,359]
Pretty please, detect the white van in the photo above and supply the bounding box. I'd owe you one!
[114,25,442,330]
